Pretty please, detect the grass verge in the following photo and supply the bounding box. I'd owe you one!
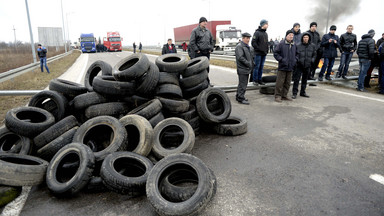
[0,50,81,124]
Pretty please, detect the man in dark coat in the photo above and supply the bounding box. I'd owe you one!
[273,30,298,102]
[139,42,142,53]
[377,33,384,47]
[378,42,384,94]
[307,22,322,81]
[162,39,177,55]
[292,32,316,99]
[318,25,342,81]
[337,25,357,79]
[356,29,376,91]
[133,42,136,53]
[235,32,254,105]
[292,23,302,46]
[37,44,50,73]
[251,19,269,85]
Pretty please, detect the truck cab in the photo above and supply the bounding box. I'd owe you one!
[215,25,242,51]
[103,32,123,52]
[79,33,96,53]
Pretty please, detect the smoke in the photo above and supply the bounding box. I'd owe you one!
[306,0,361,34]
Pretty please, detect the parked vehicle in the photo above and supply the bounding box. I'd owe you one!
[103,32,123,52]
[79,33,96,53]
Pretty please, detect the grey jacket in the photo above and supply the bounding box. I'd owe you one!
[235,41,254,74]
[190,25,214,53]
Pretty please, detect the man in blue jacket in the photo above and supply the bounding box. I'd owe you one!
[318,25,341,81]
[37,44,50,74]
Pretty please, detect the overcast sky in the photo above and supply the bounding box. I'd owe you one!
[0,0,383,46]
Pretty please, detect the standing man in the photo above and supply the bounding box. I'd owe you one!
[318,25,341,81]
[133,42,136,53]
[273,30,298,103]
[235,32,254,105]
[337,25,357,79]
[377,33,384,47]
[292,23,302,46]
[37,44,50,74]
[251,19,269,85]
[269,39,274,53]
[307,22,322,81]
[356,29,376,92]
[162,39,177,55]
[292,33,316,99]
[378,42,384,94]
[139,42,142,53]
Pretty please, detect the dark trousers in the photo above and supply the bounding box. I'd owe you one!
[236,74,249,101]
[275,70,292,98]
[292,66,309,95]
[337,52,353,77]
[364,64,374,87]
[319,57,335,78]
[310,49,323,78]
[195,51,211,83]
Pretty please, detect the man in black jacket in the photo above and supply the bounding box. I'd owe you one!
[337,25,357,79]
[292,33,316,99]
[356,29,376,91]
[251,19,269,85]
[235,33,254,105]
[377,33,384,47]
[318,25,341,81]
[162,39,177,55]
[307,22,322,81]
[37,44,50,73]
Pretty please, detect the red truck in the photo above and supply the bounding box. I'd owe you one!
[174,20,242,51]
[103,32,123,52]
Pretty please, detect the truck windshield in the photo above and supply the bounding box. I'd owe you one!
[109,37,121,42]
[81,37,94,42]
[224,31,241,39]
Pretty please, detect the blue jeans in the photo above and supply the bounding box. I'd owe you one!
[357,59,371,90]
[319,57,335,78]
[40,57,50,73]
[253,55,266,82]
[338,52,353,76]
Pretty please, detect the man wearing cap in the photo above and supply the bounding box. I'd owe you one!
[251,19,269,86]
[337,25,357,79]
[235,32,254,105]
[307,22,322,81]
[356,29,376,92]
[37,44,50,74]
[292,23,302,46]
[273,30,298,103]
[318,25,341,81]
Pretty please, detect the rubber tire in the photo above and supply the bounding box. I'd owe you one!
[261,75,277,83]
[92,76,136,97]
[72,116,127,161]
[149,112,165,128]
[179,70,208,89]
[155,84,183,99]
[196,88,232,124]
[155,53,188,73]
[136,62,160,97]
[100,151,153,195]
[85,176,108,193]
[5,106,56,138]
[158,72,180,86]
[119,114,154,156]
[113,54,150,81]
[212,115,247,136]
[85,102,130,119]
[37,127,78,161]
[159,168,198,202]
[164,105,197,121]
[72,92,109,110]
[49,79,87,99]
[146,153,216,216]
[152,118,195,159]
[84,60,113,91]
[127,99,162,120]
[46,143,95,197]
[33,115,79,149]
[182,56,210,77]
[123,95,151,108]
[0,153,49,186]
[0,186,22,207]
[182,79,209,99]
[28,90,69,121]
[156,97,190,113]
[187,116,200,129]
[259,86,275,95]
[0,126,32,155]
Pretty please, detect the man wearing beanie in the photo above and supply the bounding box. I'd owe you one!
[37,43,50,74]
[292,23,302,45]
[251,19,269,85]
[273,30,298,102]
[356,29,376,91]
[318,25,341,81]
[190,16,214,85]
[307,22,322,81]
[337,25,357,79]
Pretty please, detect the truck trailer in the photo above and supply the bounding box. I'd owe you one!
[79,33,96,53]
[174,20,242,51]
[103,32,123,52]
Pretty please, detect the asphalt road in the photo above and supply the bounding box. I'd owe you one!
[4,51,383,216]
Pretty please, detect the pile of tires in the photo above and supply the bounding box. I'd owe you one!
[0,53,247,214]
[259,75,277,95]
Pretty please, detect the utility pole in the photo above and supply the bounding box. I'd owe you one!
[25,0,37,63]
[12,25,16,49]
[61,0,67,53]
[326,0,331,33]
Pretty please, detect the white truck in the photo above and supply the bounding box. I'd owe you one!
[215,25,242,52]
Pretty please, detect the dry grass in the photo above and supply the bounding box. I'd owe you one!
[0,50,81,124]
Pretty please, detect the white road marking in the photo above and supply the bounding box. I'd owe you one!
[1,186,32,216]
[76,53,89,84]
[369,174,384,185]
[322,88,384,103]
[116,54,120,57]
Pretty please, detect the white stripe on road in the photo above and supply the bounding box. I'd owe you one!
[1,186,32,216]
[76,53,89,84]
[369,174,384,185]
[322,88,384,103]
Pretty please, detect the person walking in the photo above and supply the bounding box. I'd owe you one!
[356,29,376,92]
[292,32,316,99]
[251,19,269,85]
[307,22,322,81]
[133,42,136,53]
[292,23,302,46]
[235,32,254,105]
[162,39,177,55]
[37,44,50,74]
[318,25,341,81]
[139,42,142,53]
[337,25,357,79]
[273,30,298,103]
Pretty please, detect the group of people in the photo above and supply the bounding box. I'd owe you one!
[234,19,384,105]
[132,42,142,53]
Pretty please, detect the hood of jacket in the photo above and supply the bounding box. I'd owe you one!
[301,32,311,44]
[291,28,301,35]
[257,26,266,32]
[361,34,372,39]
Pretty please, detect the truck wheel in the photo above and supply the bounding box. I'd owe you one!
[155,84,183,99]
[84,102,130,119]
[155,53,188,73]
[212,115,247,136]
[0,126,32,155]
[28,90,68,122]
[136,62,160,97]
[49,79,87,100]
[180,70,208,89]
[196,88,231,123]
[113,54,150,81]
[128,99,162,120]
[84,60,113,91]
[182,56,210,77]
